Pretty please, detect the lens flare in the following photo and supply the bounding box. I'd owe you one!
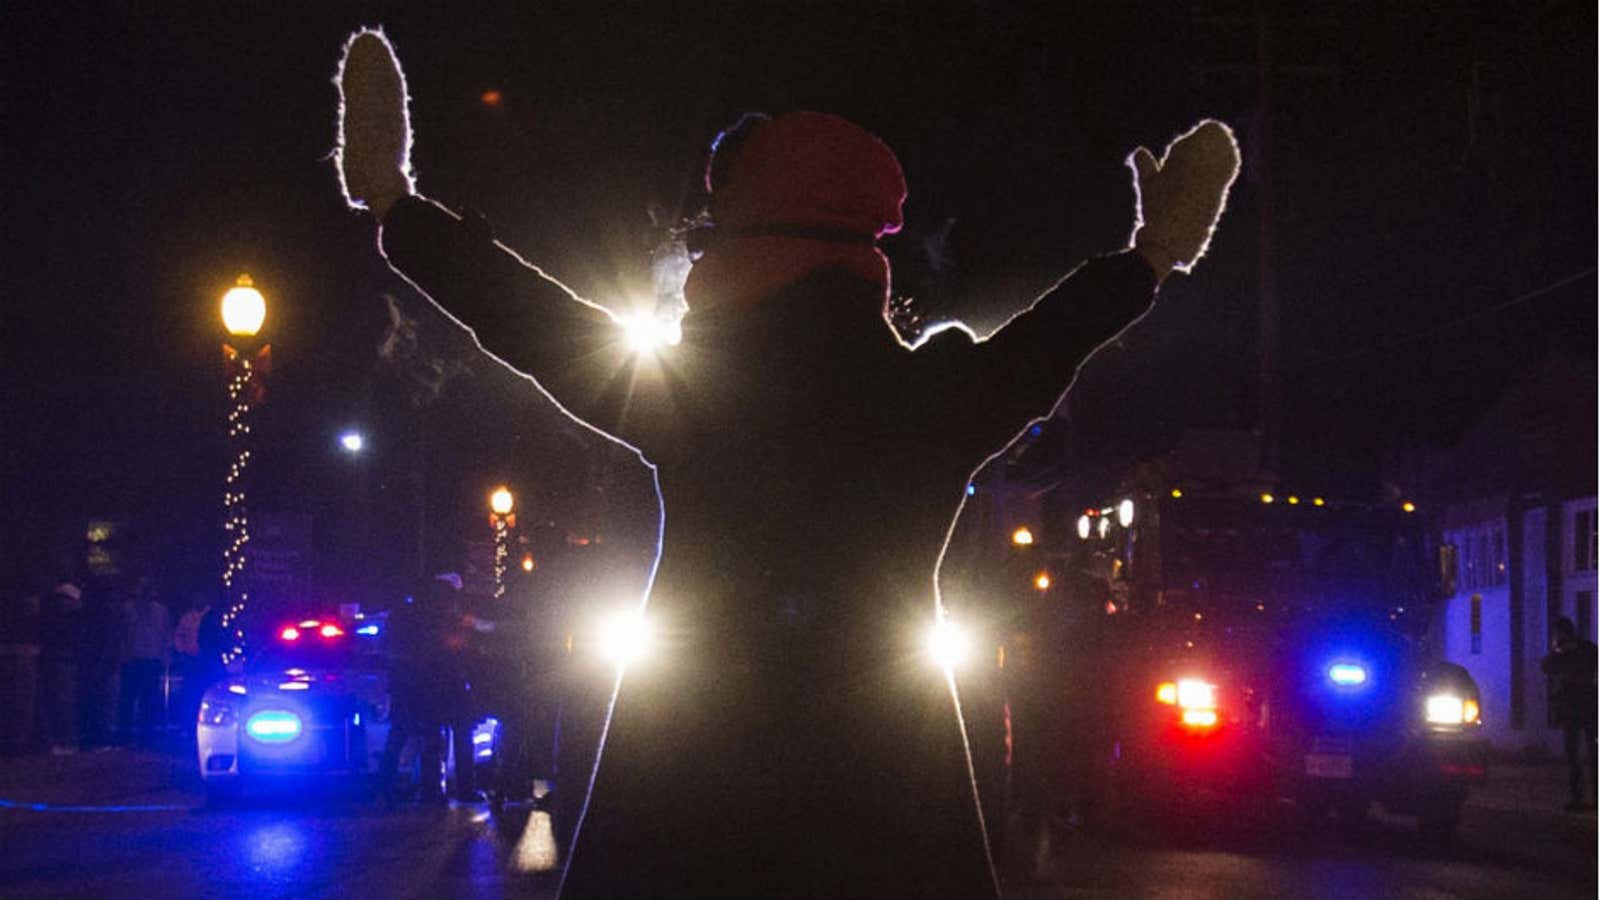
[599,610,653,669]
[927,617,972,669]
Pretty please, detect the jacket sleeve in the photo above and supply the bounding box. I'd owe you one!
[905,250,1157,456]
[379,196,646,446]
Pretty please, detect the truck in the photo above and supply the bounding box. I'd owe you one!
[1062,479,1489,838]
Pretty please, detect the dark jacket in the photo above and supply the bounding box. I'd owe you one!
[381,195,1156,898]
[1543,637,1599,726]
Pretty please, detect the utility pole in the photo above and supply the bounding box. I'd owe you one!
[1189,1,1340,481]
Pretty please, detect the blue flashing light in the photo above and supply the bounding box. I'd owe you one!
[1327,663,1369,687]
[356,624,380,636]
[473,731,494,745]
[245,710,303,743]
[966,484,976,496]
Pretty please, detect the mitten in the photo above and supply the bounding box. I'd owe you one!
[1127,120,1241,278]
[336,29,415,219]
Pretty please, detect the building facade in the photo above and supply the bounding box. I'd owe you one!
[1413,356,1598,755]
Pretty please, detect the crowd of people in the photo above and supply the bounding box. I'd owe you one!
[0,572,227,756]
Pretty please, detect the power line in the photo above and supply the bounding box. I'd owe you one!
[1301,266,1596,368]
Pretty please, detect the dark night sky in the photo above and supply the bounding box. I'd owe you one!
[2,2,1594,600]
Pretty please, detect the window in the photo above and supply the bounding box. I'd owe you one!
[1476,534,1490,590]
[1576,509,1597,573]
[1492,528,1506,586]
[1470,593,1482,655]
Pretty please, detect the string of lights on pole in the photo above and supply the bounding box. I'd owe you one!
[489,486,515,599]
[219,274,270,665]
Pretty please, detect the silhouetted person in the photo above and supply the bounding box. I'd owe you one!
[173,594,221,742]
[382,574,469,803]
[337,30,1237,898]
[1542,616,1597,809]
[77,578,124,749]
[116,577,171,746]
[36,580,84,754]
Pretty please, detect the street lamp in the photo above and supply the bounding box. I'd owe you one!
[489,486,515,598]
[339,430,366,454]
[219,274,271,664]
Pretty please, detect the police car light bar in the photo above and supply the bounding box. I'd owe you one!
[1327,663,1368,687]
[245,710,303,743]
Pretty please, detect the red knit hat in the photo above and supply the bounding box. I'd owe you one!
[711,111,906,238]
[686,112,906,310]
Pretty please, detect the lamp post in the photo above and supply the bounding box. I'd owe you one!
[489,486,515,598]
[220,274,270,664]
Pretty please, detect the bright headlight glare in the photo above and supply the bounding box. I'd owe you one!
[1176,678,1217,710]
[621,312,681,355]
[927,618,971,669]
[599,610,653,668]
[1425,694,1465,725]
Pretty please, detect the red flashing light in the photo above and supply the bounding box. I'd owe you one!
[319,624,345,638]
[280,626,301,642]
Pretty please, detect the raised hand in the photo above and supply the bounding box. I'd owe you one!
[1127,120,1241,280]
[335,28,415,219]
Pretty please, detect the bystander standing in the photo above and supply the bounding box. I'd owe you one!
[1542,616,1598,810]
[36,578,84,755]
[116,576,171,746]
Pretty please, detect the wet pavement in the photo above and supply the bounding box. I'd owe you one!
[0,749,1593,899]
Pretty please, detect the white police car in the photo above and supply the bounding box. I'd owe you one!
[197,616,390,803]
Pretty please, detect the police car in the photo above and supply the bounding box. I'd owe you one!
[196,616,391,803]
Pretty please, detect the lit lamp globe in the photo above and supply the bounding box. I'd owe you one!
[221,274,266,337]
[490,487,515,517]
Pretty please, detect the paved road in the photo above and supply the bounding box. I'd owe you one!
[0,750,1593,899]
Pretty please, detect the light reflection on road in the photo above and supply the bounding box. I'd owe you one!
[513,810,560,873]
[243,820,308,875]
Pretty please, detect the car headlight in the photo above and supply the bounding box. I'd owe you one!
[1176,678,1217,710]
[598,610,653,669]
[199,699,235,727]
[1425,693,1481,726]
[926,617,972,670]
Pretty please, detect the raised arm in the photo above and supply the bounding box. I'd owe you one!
[378,197,643,436]
[336,29,645,444]
[902,120,1239,456]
